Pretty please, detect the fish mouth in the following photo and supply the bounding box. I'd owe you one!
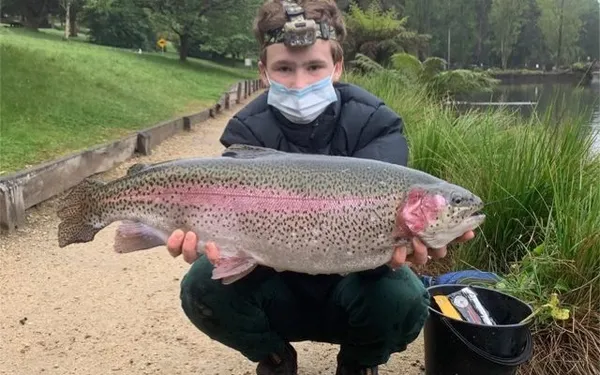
[466,210,486,231]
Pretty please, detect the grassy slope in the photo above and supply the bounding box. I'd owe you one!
[0,27,257,175]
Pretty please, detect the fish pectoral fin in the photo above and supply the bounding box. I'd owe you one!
[113,221,167,253]
[211,255,257,285]
[222,144,286,159]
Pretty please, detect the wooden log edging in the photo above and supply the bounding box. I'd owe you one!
[0,79,266,233]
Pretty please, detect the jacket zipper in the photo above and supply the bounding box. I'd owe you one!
[309,119,320,153]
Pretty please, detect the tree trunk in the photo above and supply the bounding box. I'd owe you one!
[69,7,78,37]
[555,0,565,68]
[501,39,507,69]
[475,0,490,65]
[64,1,71,39]
[179,34,189,62]
[447,27,451,68]
[21,0,49,31]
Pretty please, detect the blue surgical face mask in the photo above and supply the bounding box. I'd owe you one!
[266,70,338,124]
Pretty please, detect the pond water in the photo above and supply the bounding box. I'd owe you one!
[456,74,600,153]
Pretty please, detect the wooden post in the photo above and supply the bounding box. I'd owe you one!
[0,181,25,233]
[236,82,242,104]
[136,131,152,155]
[183,117,192,131]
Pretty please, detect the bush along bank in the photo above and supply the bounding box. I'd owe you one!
[485,62,595,86]
[344,70,600,375]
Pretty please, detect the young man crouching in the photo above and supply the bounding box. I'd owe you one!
[168,1,474,374]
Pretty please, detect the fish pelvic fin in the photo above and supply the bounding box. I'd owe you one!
[57,179,105,248]
[211,254,258,285]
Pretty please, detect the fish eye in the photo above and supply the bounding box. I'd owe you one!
[452,195,462,205]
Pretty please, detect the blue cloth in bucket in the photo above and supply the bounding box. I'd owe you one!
[419,270,500,288]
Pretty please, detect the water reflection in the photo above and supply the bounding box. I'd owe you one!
[456,76,600,152]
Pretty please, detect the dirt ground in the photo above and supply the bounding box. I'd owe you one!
[0,95,426,375]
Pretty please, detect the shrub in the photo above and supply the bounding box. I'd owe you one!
[83,0,157,51]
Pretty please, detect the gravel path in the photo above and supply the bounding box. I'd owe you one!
[0,95,426,375]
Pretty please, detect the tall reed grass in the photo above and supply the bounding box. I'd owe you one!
[344,70,600,375]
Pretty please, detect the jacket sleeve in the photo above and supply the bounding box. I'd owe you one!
[351,104,409,167]
[219,116,263,148]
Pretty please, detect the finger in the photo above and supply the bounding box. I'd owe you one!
[409,237,429,265]
[389,246,407,269]
[166,229,185,257]
[182,231,199,264]
[453,230,475,243]
[205,241,220,265]
[429,246,447,259]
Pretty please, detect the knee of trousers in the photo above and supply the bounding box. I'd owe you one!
[179,257,282,361]
[340,266,431,347]
[180,257,218,324]
[179,257,268,330]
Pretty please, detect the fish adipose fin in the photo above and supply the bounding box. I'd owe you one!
[222,144,287,159]
[211,254,258,285]
[57,179,105,248]
[113,220,167,253]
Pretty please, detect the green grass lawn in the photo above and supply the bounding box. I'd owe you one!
[0,27,257,176]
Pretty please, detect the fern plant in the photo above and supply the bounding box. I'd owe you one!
[388,52,499,100]
[343,0,430,66]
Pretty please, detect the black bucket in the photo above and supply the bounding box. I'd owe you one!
[424,284,534,375]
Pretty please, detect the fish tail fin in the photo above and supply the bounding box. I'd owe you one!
[57,179,105,248]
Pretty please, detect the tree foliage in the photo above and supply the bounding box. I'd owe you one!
[351,52,498,100]
[536,0,586,67]
[135,0,247,61]
[346,52,385,74]
[83,0,156,50]
[489,0,527,69]
[3,0,597,69]
[343,0,430,66]
[393,0,598,68]
[1,0,59,29]
[192,0,262,60]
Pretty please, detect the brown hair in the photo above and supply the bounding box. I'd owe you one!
[253,0,347,64]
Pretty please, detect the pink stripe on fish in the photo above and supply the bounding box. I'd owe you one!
[108,185,388,213]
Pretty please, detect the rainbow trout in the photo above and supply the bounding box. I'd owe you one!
[57,144,485,284]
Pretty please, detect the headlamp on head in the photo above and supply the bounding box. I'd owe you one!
[265,1,337,48]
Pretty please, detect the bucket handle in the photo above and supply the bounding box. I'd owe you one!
[441,316,533,367]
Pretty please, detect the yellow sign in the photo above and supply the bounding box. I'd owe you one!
[157,38,167,48]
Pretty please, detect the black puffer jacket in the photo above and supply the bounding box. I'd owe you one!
[219,81,410,301]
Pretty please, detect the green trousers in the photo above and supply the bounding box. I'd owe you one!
[180,256,430,368]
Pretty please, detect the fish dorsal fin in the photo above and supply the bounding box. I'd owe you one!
[126,163,151,176]
[222,144,287,159]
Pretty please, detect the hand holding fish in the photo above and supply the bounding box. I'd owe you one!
[387,230,475,269]
[167,229,219,265]
[166,229,476,268]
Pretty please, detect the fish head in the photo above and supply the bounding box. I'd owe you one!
[397,183,485,249]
